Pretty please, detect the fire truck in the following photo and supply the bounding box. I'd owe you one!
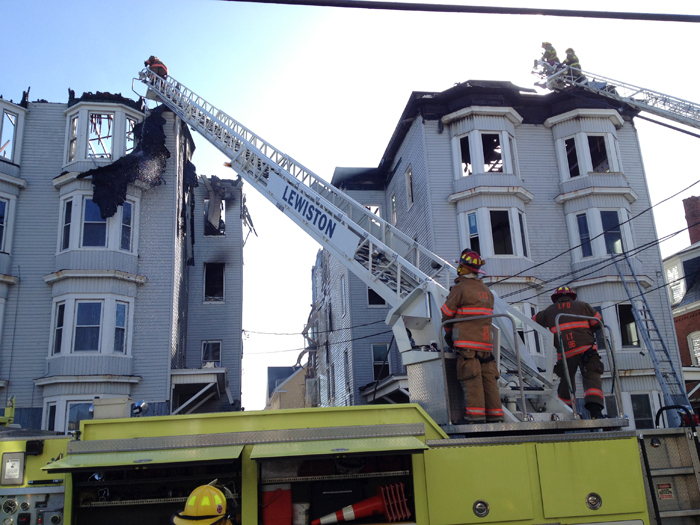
[0,65,699,525]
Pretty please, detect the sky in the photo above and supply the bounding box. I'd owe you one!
[3,0,700,410]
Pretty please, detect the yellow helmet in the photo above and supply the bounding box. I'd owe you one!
[172,485,229,525]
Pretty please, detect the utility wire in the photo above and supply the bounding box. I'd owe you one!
[243,319,384,336]
[245,329,393,354]
[223,0,700,23]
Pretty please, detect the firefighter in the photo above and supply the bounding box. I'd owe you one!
[441,250,502,423]
[563,48,584,81]
[172,484,233,525]
[145,55,168,78]
[541,42,559,66]
[533,286,605,419]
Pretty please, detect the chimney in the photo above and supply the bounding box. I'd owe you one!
[684,196,700,245]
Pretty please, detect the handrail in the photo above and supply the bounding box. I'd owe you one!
[655,405,700,462]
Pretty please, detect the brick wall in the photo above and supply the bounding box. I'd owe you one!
[674,308,700,366]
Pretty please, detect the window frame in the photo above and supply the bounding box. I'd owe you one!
[43,395,122,434]
[0,197,8,253]
[201,340,222,367]
[390,194,397,225]
[120,201,133,251]
[60,198,73,252]
[52,302,66,356]
[600,209,623,255]
[467,212,480,254]
[556,132,621,181]
[687,331,700,366]
[454,131,518,178]
[405,166,414,208]
[81,197,107,248]
[340,275,347,317]
[371,343,391,381]
[86,112,115,160]
[576,212,593,258]
[367,287,387,308]
[203,262,226,303]
[73,300,104,353]
[489,209,514,256]
[114,301,128,354]
[0,109,18,163]
[64,194,138,254]
[616,303,640,348]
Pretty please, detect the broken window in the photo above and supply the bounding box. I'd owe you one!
[82,198,107,247]
[406,166,414,206]
[482,134,503,173]
[202,341,221,366]
[490,210,513,255]
[120,202,133,251]
[204,198,226,236]
[565,137,580,177]
[114,302,128,353]
[617,304,639,347]
[61,200,72,251]
[372,343,390,380]
[518,212,528,258]
[53,302,65,355]
[368,288,386,307]
[87,113,114,159]
[67,115,78,162]
[588,135,610,173]
[460,135,472,176]
[600,210,622,254]
[0,110,17,162]
[74,301,102,352]
[468,212,480,254]
[204,263,225,301]
[125,117,136,155]
[576,213,593,257]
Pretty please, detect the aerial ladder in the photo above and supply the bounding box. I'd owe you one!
[135,68,617,426]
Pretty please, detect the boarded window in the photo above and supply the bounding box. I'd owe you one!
[460,135,472,176]
[490,210,513,255]
[565,137,580,177]
[204,263,225,301]
[588,136,610,173]
[576,213,593,257]
[482,134,503,173]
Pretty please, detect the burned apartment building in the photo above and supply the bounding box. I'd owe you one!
[0,89,243,432]
[309,80,681,430]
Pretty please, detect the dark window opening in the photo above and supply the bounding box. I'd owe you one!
[46,405,56,432]
[468,212,480,254]
[372,343,390,381]
[490,210,513,255]
[460,136,472,176]
[631,393,654,429]
[204,263,225,301]
[0,199,6,252]
[601,210,622,254]
[204,198,226,236]
[518,212,528,258]
[53,303,65,355]
[62,200,72,251]
[588,136,610,173]
[617,304,639,347]
[202,341,221,366]
[565,137,580,177]
[406,167,414,204]
[576,213,593,257]
[482,134,503,173]
[368,288,386,306]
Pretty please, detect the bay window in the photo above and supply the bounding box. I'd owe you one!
[460,208,529,258]
[456,131,519,177]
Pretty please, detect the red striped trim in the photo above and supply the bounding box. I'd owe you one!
[585,388,604,399]
[441,304,456,317]
[454,341,493,351]
[557,345,593,360]
[549,321,591,333]
[558,396,572,406]
[457,307,494,315]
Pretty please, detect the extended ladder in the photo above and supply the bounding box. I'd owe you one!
[613,252,690,426]
[544,67,700,130]
[136,68,562,420]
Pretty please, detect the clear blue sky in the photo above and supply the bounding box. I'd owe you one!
[3,0,699,409]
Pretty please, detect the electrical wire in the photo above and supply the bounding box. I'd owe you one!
[245,329,394,354]
[243,319,384,336]
[222,0,700,23]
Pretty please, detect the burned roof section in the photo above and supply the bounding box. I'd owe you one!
[68,88,145,113]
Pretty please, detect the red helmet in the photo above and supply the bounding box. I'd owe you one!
[459,249,486,275]
[551,286,577,302]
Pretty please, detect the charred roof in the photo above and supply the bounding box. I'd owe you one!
[68,88,145,112]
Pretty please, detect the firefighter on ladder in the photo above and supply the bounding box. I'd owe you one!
[541,42,559,66]
[562,48,584,82]
[533,286,606,419]
[441,250,503,423]
[145,55,168,78]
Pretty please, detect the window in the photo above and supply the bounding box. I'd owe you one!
[482,134,503,173]
[514,303,541,354]
[518,212,528,258]
[576,213,593,258]
[617,304,639,347]
[508,135,518,176]
[364,205,381,230]
[125,117,136,155]
[114,302,128,353]
[67,115,78,162]
[667,265,684,304]
[390,195,397,225]
[87,113,114,159]
[592,306,607,350]
[460,135,472,176]
[687,332,700,366]
[406,167,414,206]
[468,212,480,254]
[82,198,107,247]
[120,202,133,251]
[372,344,390,380]
[588,136,610,173]
[61,200,72,251]
[46,403,57,432]
[600,210,623,254]
[630,393,654,429]
[204,263,225,302]
[341,275,346,316]
[329,363,336,401]
[344,350,350,391]
[0,110,17,162]
[67,402,93,432]
[202,341,222,367]
[204,198,226,236]
[490,210,513,255]
[368,288,386,307]
[52,303,65,355]
[0,198,7,252]
[74,302,102,352]
[565,137,580,177]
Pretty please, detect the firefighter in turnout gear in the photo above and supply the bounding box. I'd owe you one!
[145,55,168,78]
[172,484,234,525]
[533,286,606,419]
[563,48,584,81]
[541,42,559,66]
[441,250,502,423]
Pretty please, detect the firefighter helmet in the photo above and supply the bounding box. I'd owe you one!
[172,485,230,525]
[542,41,551,47]
[551,286,577,302]
[459,249,486,275]
[566,48,575,54]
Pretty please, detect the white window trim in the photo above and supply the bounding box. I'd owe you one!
[371,343,391,380]
[687,331,700,367]
[555,132,622,182]
[621,391,664,430]
[42,394,124,433]
[0,192,17,255]
[201,340,222,367]
[57,192,139,255]
[0,102,26,165]
[390,194,397,225]
[73,299,104,353]
[465,207,529,259]
[49,294,135,356]
[566,207,633,261]
[452,131,519,179]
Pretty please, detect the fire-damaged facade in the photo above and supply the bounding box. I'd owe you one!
[310,80,682,430]
[0,89,243,432]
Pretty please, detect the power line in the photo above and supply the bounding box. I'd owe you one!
[245,329,394,354]
[243,319,384,336]
[223,0,700,23]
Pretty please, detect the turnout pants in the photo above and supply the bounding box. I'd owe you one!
[458,350,503,422]
[555,349,605,410]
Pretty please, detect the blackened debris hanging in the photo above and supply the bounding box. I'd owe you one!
[78,105,171,219]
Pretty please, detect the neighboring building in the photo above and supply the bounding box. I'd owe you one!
[265,366,307,410]
[309,80,681,429]
[662,196,700,412]
[0,90,243,432]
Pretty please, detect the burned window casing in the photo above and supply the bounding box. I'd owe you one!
[482,134,503,173]
[0,110,17,162]
[125,117,136,155]
[565,137,580,177]
[204,198,226,236]
[460,136,472,176]
[87,113,114,159]
[588,135,610,173]
[204,263,225,302]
